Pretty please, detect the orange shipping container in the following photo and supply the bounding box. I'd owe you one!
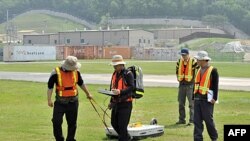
[103,46,131,59]
[56,45,130,60]
[56,45,100,59]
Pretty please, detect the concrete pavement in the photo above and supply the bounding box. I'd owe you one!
[0,72,250,91]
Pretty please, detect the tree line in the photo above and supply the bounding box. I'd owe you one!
[1,0,250,35]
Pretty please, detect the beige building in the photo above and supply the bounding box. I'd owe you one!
[23,33,58,45]
[152,27,211,40]
[17,30,37,42]
[23,29,154,47]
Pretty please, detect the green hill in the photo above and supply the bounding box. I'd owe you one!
[0,13,87,34]
[177,38,236,50]
[177,38,246,62]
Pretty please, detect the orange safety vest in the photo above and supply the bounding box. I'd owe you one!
[111,72,133,102]
[194,66,214,95]
[177,57,194,82]
[55,67,78,97]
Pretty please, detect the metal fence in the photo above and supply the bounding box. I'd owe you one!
[132,47,178,61]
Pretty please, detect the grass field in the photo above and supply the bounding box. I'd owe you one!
[0,60,250,78]
[178,38,236,50]
[0,80,250,141]
[0,13,86,34]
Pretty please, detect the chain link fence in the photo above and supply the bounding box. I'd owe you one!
[131,47,178,61]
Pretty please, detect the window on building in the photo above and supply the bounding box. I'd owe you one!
[54,40,57,44]
[139,39,141,43]
[66,39,70,44]
[144,39,146,43]
[28,40,32,44]
[80,39,85,44]
[148,40,150,44]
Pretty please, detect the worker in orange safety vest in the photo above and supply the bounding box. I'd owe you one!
[108,55,134,141]
[47,56,93,141]
[193,51,219,141]
[176,48,198,126]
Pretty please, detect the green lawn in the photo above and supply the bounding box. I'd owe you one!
[0,80,250,141]
[0,60,249,78]
[0,13,86,34]
[178,38,236,50]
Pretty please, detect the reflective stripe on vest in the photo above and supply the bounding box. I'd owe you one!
[177,58,193,82]
[194,66,214,95]
[111,72,133,102]
[55,67,78,97]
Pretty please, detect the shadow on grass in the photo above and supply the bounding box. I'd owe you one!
[102,136,117,141]
[164,123,191,129]
[102,134,163,141]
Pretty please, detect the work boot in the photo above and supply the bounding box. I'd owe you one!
[175,121,186,124]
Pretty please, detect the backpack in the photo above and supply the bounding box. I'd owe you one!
[126,65,144,99]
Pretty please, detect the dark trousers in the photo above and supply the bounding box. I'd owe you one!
[52,101,79,141]
[193,100,218,141]
[111,102,132,141]
[178,84,194,123]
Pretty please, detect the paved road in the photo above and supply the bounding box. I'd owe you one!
[0,72,250,91]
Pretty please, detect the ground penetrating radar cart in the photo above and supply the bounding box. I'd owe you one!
[105,119,164,140]
[98,89,164,139]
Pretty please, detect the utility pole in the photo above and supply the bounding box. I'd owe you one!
[5,10,18,44]
[6,10,10,43]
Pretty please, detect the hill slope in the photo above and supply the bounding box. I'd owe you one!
[0,13,87,34]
